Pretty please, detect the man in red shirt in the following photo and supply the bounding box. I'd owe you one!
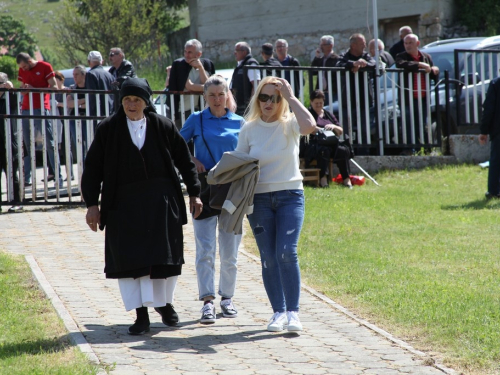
[16,52,61,186]
[396,34,439,148]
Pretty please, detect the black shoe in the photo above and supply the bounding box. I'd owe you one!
[154,303,179,326]
[41,175,55,182]
[24,182,32,187]
[8,205,23,213]
[128,307,150,335]
[485,192,500,200]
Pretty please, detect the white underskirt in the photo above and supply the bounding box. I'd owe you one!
[118,275,178,311]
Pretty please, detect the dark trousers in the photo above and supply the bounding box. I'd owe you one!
[488,136,500,195]
[303,142,351,180]
[1,124,21,203]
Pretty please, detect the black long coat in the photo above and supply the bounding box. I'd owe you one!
[81,107,200,277]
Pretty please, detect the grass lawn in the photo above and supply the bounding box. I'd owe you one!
[0,252,102,375]
[244,163,500,375]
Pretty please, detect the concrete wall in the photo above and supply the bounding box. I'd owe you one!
[185,0,456,63]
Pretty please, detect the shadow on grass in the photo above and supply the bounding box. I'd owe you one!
[0,335,72,359]
[441,199,500,210]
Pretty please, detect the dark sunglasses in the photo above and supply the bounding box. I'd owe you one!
[258,94,281,103]
[109,52,119,57]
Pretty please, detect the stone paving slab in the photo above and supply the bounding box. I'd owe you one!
[0,207,455,375]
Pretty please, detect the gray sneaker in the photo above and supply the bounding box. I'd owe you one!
[220,299,238,318]
[200,302,216,324]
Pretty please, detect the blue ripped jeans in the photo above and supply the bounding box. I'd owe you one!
[247,190,304,312]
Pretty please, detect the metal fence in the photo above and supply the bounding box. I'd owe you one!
[3,51,499,205]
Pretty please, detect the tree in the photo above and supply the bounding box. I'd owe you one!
[53,0,187,64]
[0,15,38,57]
[455,0,500,36]
[0,55,18,81]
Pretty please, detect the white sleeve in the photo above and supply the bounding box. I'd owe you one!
[247,66,261,83]
[235,124,250,153]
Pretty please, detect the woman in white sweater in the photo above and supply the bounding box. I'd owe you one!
[236,76,316,332]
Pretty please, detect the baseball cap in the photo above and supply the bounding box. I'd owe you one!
[87,51,103,62]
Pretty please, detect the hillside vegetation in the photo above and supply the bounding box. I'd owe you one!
[0,0,62,52]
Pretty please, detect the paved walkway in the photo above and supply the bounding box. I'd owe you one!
[0,206,455,375]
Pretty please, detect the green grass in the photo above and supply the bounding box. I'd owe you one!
[244,163,500,374]
[0,252,101,375]
[0,0,62,52]
[301,164,500,374]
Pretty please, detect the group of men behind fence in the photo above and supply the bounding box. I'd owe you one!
[0,48,136,210]
[2,26,440,208]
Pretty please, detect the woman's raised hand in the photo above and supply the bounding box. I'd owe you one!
[274,77,293,101]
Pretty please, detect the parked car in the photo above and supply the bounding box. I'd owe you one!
[421,36,500,134]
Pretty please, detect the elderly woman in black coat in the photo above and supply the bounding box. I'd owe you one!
[303,89,353,188]
[81,78,203,335]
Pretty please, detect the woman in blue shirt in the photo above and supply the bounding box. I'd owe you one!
[180,75,243,324]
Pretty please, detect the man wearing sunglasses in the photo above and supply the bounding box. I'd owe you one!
[108,48,136,89]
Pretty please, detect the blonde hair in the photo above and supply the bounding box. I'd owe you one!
[243,76,293,124]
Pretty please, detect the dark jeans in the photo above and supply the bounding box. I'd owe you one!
[303,142,351,180]
[1,122,21,203]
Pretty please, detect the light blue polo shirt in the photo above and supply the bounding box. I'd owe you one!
[180,107,243,170]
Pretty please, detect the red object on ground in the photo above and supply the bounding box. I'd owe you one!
[332,174,365,186]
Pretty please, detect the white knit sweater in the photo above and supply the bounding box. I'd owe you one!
[236,116,303,194]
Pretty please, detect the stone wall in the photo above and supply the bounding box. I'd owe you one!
[181,0,458,64]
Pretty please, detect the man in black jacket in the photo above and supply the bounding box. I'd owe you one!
[395,34,439,146]
[336,33,376,146]
[479,76,500,199]
[311,35,340,105]
[230,42,261,115]
[108,47,136,89]
[275,39,301,97]
[85,50,115,119]
[260,43,282,78]
[168,39,215,129]
[389,26,412,59]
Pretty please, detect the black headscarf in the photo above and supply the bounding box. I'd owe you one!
[119,77,157,113]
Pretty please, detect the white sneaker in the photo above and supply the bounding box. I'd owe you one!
[287,311,303,331]
[267,312,288,332]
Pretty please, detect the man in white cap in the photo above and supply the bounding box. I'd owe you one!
[85,51,115,120]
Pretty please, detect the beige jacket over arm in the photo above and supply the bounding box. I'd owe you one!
[207,150,259,234]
